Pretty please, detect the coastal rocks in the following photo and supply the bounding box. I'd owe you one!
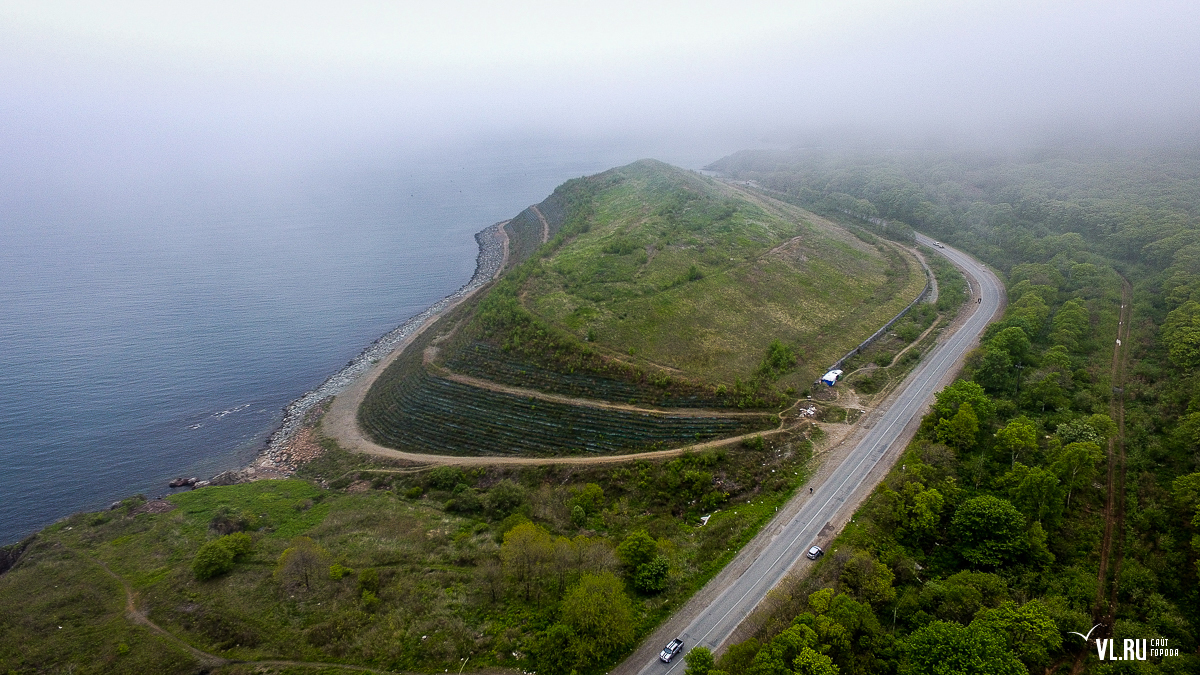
[168,477,198,489]
[210,470,252,486]
[0,537,33,576]
[130,499,176,516]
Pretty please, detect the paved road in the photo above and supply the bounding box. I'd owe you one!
[632,235,1003,674]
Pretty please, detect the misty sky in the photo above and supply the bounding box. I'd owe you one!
[2,0,1199,177]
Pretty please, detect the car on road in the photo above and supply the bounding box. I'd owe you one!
[660,638,684,662]
[933,241,945,248]
[806,545,824,560]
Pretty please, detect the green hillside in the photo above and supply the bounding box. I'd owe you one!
[360,160,928,456]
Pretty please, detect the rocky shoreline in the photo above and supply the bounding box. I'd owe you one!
[190,220,508,486]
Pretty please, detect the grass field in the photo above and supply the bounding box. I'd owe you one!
[517,161,927,387]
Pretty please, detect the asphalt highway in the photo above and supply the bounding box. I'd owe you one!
[635,235,1003,674]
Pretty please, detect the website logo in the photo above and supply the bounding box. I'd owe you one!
[1067,626,1180,661]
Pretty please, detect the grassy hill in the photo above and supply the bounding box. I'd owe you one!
[360,160,928,456]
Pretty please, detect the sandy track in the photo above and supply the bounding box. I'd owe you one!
[431,366,765,418]
[530,203,550,243]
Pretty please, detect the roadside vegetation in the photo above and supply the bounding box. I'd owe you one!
[844,251,970,398]
[703,147,1200,674]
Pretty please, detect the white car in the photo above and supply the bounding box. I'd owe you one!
[933,241,945,248]
[660,638,684,662]
[806,545,824,560]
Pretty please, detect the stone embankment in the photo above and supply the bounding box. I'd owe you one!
[210,221,508,483]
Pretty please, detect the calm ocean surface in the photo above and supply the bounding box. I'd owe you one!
[0,140,654,544]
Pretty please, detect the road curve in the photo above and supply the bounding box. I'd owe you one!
[625,235,1003,675]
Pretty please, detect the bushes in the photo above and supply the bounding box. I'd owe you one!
[192,532,254,581]
[633,556,669,594]
[209,506,253,535]
[274,537,331,592]
[559,572,636,665]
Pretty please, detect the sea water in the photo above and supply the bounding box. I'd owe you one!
[0,139,642,544]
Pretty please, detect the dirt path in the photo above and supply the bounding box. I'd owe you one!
[322,198,938,469]
[530,204,550,243]
[430,367,765,418]
[93,557,230,669]
[91,555,400,673]
[1071,277,1133,674]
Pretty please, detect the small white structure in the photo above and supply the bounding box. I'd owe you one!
[820,369,843,386]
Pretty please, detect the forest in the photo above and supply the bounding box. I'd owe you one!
[692,146,1200,674]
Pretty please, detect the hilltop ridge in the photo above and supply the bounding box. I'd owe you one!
[358,160,928,457]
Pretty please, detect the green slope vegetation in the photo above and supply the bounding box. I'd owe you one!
[361,159,927,456]
[708,147,1200,674]
[0,434,816,675]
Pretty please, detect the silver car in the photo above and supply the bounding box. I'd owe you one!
[806,545,824,560]
[659,638,684,662]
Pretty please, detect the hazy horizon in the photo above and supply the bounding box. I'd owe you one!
[3,0,1199,184]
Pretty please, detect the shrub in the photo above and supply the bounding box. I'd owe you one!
[221,532,253,558]
[685,646,715,675]
[634,556,670,594]
[360,590,380,612]
[427,466,465,490]
[568,483,605,516]
[192,532,255,581]
[192,541,235,581]
[446,484,483,514]
[329,563,354,580]
[617,530,658,569]
[275,537,331,592]
[357,568,380,595]
[209,506,253,534]
[560,572,636,664]
[484,479,527,517]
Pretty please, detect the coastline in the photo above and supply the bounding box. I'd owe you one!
[208,219,509,484]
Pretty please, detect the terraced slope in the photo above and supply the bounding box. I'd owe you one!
[359,160,926,457]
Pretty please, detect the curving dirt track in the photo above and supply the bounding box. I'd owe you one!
[90,555,393,673]
[530,203,551,243]
[322,214,791,467]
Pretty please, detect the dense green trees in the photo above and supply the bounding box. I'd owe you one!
[1163,301,1200,370]
[560,572,636,664]
[902,621,1023,675]
[951,496,1027,569]
[685,646,717,675]
[710,146,1200,675]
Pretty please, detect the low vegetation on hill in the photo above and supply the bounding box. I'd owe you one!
[0,430,815,674]
[361,160,929,457]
